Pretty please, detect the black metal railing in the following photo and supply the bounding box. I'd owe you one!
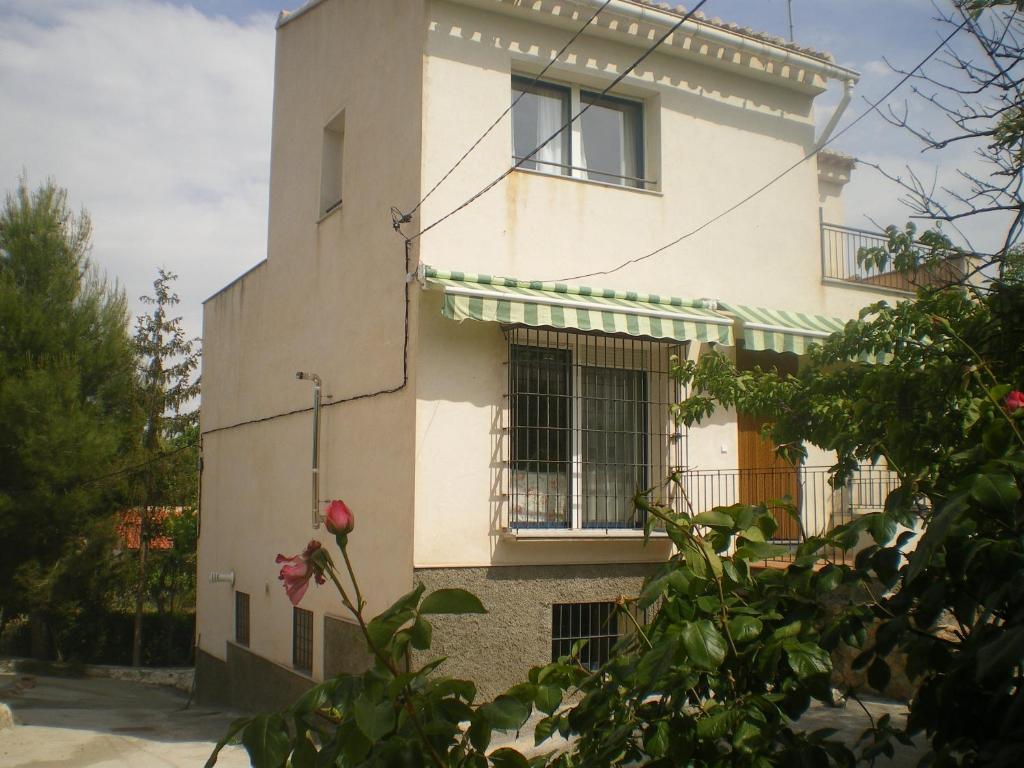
[820,221,962,293]
[679,464,902,563]
[821,222,916,292]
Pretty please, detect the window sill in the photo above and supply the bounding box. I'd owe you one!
[501,527,670,542]
[512,167,662,197]
[317,202,343,224]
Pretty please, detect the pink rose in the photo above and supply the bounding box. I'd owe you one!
[1007,390,1024,414]
[324,499,354,536]
[275,539,326,605]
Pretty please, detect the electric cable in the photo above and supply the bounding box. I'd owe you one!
[552,15,971,282]
[394,0,614,229]
[404,0,711,243]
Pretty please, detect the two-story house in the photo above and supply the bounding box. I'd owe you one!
[196,0,906,709]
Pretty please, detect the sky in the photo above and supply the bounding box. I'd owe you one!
[0,0,1000,343]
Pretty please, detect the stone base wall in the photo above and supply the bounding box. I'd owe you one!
[195,643,313,712]
[410,563,659,700]
[324,614,375,678]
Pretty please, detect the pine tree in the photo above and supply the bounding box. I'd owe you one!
[0,179,137,639]
[130,269,200,667]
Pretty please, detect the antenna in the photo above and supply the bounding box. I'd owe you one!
[787,0,795,42]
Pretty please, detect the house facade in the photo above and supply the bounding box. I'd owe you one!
[196,0,905,709]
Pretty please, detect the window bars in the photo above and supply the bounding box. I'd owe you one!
[551,601,647,670]
[235,591,250,647]
[292,607,313,673]
[505,328,685,530]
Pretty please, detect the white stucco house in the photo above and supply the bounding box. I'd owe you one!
[196,0,909,707]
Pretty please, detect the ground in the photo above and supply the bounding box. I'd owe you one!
[0,670,248,768]
[1,669,925,767]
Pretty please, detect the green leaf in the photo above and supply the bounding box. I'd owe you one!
[696,708,739,739]
[906,494,966,584]
[785,642,832,679]
[645,721,670,757]
[734,540,791,561]
[693,509,734,528]
[420,588,487,615]
[205,716,250,768]
[366,609,415,650]
[468,716,491,752]
[534,685,562,715]
[701,540,725,576]
[969,471,1020,513]
[728,615,764,643]
[489,748,530,768]
[353,695,396,742]
[479,694,531,731]
[868,657,891,692]
[534,714,559,746]
[770,620,802,641]
[409,617,432,650]
[289,735,317,768]
[681,620,728,670]
[241,715,291,768]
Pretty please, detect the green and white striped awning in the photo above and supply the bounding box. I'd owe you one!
[720,303,847,355]
[423,267,734,345]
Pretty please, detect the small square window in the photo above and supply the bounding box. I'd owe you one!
[235,591,250,647]
[319,110,345,216]
[292,607,313,673]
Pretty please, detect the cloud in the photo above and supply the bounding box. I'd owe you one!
[0,0,276,343]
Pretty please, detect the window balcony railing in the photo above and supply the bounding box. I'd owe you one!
[820,221,963,293]
[678,464,903,564]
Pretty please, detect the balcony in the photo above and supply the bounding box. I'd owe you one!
[820,222,962,294]
[679,464,902,564]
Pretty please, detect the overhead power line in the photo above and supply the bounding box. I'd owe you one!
[552,16,971,283]
[395,0,614,229]
[404,0,712,243]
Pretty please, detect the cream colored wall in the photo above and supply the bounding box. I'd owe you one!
[197,0,427,677]
[411,0,900,567]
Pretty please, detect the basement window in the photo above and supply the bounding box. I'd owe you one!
[235,591,250,647]
[550,602,612,670]
[292,607,313,673]
[319,110,345,217]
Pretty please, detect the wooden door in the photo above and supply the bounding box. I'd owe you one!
[736,348,801,541]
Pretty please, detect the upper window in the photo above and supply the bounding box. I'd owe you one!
[511,75,647,190]
[506,328,682,530]
[319,110,345,217]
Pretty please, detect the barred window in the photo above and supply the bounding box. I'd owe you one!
[235,591,250,647]
[551,601,648,670]
[292,607,313,673]
[506,328,684,530]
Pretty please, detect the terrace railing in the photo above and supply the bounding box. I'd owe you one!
[678,464,902,564]
[820,221,963,293]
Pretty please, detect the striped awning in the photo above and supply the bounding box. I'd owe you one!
[423,267,734,345]
[721,303,847,355]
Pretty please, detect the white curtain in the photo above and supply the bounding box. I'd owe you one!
[534,92,564,169]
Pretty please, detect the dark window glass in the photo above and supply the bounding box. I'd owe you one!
[511,76,570,175]
[580,90,644,188]
[509,344,572,527]
[235,591,250,646]
[292,607,313,673]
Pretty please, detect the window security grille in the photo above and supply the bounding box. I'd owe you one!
[292,607,313,673]
[235,591,250,647]
[551,601,647,670]
[505,328,685,530]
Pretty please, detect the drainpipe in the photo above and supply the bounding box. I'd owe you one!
[814,77,855,150]
[571,0,861,84]
[295,371,322,528]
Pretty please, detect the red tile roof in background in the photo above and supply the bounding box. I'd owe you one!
[118,507,180,550]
